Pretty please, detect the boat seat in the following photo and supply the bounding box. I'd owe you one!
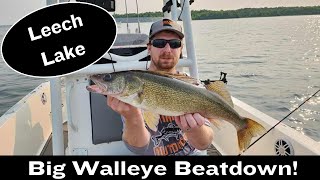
[113,33,149,47]
[90,92,123,144]
[89,41,148,145]
[93,33,150,64]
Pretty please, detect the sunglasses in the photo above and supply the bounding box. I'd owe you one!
[150,39,182,49]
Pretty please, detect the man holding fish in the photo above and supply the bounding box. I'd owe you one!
[106,18,214,155]
[87,19,266,155]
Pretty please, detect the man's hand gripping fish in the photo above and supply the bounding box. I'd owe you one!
[86,70,266,153]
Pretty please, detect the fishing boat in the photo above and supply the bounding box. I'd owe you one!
[0,0,319,156]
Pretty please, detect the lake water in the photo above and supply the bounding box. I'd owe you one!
[1,15,319,141]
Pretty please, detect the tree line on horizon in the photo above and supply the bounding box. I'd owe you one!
[113,6,320,20]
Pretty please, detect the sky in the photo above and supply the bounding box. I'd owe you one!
[0,0,319,25]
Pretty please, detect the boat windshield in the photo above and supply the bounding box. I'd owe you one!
[74,0,164,47]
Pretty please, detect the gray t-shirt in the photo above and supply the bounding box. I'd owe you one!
[123,114,211,156]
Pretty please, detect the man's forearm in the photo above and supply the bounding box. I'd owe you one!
[122,116,150,148]
[185,125,213,150]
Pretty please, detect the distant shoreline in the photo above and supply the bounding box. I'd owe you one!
[113,6,320,21]
[1,6,319,26]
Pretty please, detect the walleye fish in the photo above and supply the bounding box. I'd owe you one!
[86,70,266,152]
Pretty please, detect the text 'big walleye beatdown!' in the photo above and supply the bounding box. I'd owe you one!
[29,160,298,179]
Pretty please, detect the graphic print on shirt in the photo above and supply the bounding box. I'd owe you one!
[150,115,195,155]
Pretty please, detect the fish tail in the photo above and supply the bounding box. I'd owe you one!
[237,117,266,152]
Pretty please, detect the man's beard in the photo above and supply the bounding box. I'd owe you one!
[154,54,177,70]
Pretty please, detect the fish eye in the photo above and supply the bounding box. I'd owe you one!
[103,74,112,81]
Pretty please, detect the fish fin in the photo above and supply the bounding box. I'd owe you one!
[147,70,200,85]
[237,117,266,152]
[204,81,234,108]
[207,118,224,130]
[142,111,160,132]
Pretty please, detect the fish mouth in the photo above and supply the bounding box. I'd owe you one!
[88,75,124,95]
[94,81,108,92]
[89,75,107,87]
[86,81,108,95]
[86,84,103,94]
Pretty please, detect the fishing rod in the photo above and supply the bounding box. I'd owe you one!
[239,88,320,155]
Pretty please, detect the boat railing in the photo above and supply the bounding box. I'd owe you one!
[49,0,199,155]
